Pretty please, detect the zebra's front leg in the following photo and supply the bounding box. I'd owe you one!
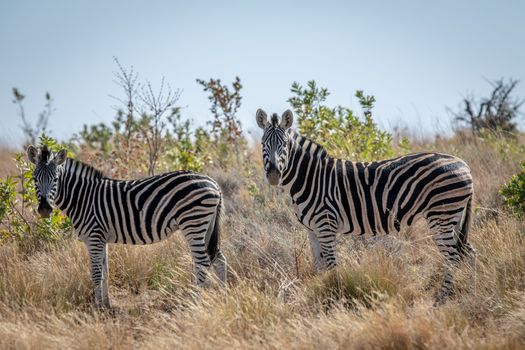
[85,239,111,309]
[307,229,323,271]
[316,229,338,270]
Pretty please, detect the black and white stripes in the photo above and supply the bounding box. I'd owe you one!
[256,109,474,303]
[27,145,226,308]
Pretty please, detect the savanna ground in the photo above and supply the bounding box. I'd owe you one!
[0,133,524,350]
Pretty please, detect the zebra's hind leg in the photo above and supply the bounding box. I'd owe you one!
[429,221,462,305]
[182,228,212,286]
[212,249,227,284]
[85,239,111,309]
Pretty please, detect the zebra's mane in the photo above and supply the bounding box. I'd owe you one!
[290,131,330,160]
[66,158,106,179]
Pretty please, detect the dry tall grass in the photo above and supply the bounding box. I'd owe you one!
[0,136,524,350]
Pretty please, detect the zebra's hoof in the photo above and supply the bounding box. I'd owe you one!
[96,304,122,318]
[95,301,112,312]
[433,290,452,307]
[433,298,445,307]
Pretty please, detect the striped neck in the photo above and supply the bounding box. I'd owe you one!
[55,158,104,214]
[280,133,331,195]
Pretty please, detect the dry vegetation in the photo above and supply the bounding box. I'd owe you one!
[0,132,524,350]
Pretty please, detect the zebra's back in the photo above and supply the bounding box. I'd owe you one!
[324,152,473,236]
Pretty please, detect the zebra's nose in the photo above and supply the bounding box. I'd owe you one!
[38,201,53,218]
[266,169,281,186]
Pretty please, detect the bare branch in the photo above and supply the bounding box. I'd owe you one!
[137,76,181,176]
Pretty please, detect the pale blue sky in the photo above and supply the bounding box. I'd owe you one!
[1,0,524,145]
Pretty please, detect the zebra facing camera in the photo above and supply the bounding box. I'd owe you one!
[258,109,294,186]
[26,145,67,219]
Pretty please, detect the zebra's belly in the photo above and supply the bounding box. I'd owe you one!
[105,215,180,245]
[337,220,392,236]
[292,195,402,236]
[337,211,426,236]
[293,203,415,236]
[106,228,180,245]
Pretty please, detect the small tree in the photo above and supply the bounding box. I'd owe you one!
[79,59,207,176]
[137,79,181,176]
[196,76,243,144]
[450,78,524,136]
[12,88,54,145]
[110,58,181,176]
[196,77,245,167]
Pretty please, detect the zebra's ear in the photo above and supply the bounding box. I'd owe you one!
[27,145,39,164]
[280,110,293,129]
[256,109,268,129]
[53,149,67,165]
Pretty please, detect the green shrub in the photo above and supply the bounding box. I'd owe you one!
[501,162,525,218]
[164,114,210,172]
[288,81,404,161]
[79,122,113,154]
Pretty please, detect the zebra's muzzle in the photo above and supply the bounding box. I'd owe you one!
[266,169,281,186]
[38,201,53,218]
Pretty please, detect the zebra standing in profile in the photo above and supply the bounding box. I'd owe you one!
[27,145,226,308]
[256,109,474,303]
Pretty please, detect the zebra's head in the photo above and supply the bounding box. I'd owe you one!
[26,145,67,218]
[256,109,294,186]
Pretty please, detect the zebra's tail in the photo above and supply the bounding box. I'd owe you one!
[207,194,223,262]
[457,196,474,258]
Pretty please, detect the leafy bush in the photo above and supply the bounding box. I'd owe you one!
[164,113,210,172]
[79,123,113,154]
[78,108,212,175]
[501,162,525,218]
[288,81,402,161]
[196,76,243,144]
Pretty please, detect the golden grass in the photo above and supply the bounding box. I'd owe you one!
[0,138,524,349]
